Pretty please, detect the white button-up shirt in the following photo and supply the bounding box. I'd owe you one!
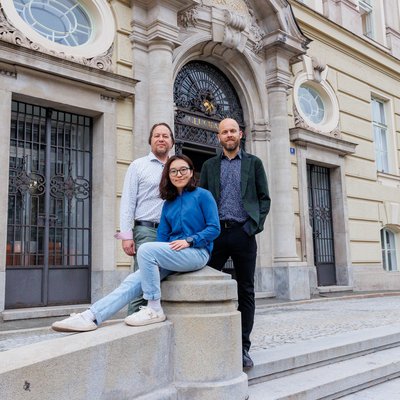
[115,152,165,240]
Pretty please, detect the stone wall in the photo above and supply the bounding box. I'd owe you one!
[0,268,249,400]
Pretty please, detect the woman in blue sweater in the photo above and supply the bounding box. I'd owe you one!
[52,155,220,332]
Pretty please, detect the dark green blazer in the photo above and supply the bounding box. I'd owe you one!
[199,151,271,236]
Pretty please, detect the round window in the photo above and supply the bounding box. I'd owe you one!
[13,0,92,46]
[2,0,114,58]
[298,84,325,124]
[293,73,339,133]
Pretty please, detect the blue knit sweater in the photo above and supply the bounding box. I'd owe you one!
[157,187,220,255]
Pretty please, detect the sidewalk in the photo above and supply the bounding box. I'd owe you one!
[252,291,400,351]
[1,292,400,353]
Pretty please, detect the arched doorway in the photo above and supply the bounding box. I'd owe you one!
[174,61,244,274]
[173,60,245,177]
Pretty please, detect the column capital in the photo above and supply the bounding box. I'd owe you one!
[130,20,181,48]
[265,44,294,90]
[130,0,194,48]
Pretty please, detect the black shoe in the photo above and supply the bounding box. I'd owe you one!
[242,349,254,369]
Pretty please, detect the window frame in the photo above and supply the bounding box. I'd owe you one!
[2,0,115,58]
[359,0,374,39]
[293,73,339,133]
[371,95,399,176]
[380,228,398,272]
[371,97,389,173]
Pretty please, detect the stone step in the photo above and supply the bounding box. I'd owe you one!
[248,345,400,400]
[248,323,400,385]
[317,285,353,294]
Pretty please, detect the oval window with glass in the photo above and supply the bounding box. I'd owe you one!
[13,0,92,46]
[293,74,339,133]
[298,84,325,124]
[2,0,114,58]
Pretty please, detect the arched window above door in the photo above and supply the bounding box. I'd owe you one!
[174,61,244,126]
[174,60,244,151]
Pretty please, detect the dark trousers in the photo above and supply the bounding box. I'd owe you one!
[208,224,257,351]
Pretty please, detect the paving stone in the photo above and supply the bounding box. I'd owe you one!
[252,295,400,351]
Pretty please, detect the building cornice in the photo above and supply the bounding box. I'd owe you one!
[289,0,400,80]
[290,127,357,156]
[0,41,137,98]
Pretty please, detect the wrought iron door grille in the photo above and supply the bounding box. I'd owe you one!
[6,100,92,307]
[174,61,245,150]
[307,164,336,285]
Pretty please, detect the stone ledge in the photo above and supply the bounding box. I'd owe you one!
[2,304,90,321]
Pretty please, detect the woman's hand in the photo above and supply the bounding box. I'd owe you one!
[169,239,190,251]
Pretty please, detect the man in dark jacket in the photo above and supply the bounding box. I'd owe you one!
[200,118,271,369]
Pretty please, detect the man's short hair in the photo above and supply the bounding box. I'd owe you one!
[148,122,175,145]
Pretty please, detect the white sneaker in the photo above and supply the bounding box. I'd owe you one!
[51,313,97,332]
[124,306,166,327]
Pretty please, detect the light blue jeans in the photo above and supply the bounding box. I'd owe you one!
[127,225,158,315]
[91,242,209,325]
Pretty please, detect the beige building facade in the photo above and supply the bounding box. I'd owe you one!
[0,0,399,318]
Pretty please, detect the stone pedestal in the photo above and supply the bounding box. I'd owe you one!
[162,266,248,400]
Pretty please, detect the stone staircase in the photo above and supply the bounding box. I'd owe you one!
[247,323,400,399]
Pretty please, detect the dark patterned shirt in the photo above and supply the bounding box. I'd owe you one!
[219,150,249,222]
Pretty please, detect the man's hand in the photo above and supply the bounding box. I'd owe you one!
[169,240,190,251]
[122,239,136,256]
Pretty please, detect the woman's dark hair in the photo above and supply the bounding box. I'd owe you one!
[159,155,196,201]
[148,122,175,145]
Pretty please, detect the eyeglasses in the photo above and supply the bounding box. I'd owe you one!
[169,167,192,176]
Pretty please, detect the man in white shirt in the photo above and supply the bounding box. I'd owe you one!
[115,123,174,313]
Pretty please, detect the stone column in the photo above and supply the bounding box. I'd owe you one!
[0,88,12,312]
[162,267,249,400]
[266,46,310,300]
[148,40,175,127]
[91,106,117,300]
[250,122,274,294]
[130,0,187,151]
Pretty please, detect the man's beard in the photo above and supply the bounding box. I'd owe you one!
[154,147,169,157]
[222,140,239,151]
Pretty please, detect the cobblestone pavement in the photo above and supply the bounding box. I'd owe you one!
[2,294,400,353]
[251,295,400,351]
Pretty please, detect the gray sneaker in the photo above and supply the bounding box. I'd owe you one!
[124,306,166,327]
[52,313,97,332]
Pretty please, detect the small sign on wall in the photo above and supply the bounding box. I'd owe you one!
[290,147,296,155]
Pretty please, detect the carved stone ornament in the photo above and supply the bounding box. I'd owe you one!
[0,5,113,71]
[202,0,248,15]
[178,6,199,28]
[223,10,247,50]
[311,56,327,83]
[243,0,265,54]
[293,106,341,138]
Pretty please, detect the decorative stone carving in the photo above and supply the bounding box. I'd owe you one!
[223,10,247,50]
[202,0,248,15]
[301,55,328,83]
[0,61,16,77]
[244,0,265,54]
[311,56,327,83]
[0,5,113,71]
[178,6,199,28]
[100,94,116,102]
[293,106,341,139]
